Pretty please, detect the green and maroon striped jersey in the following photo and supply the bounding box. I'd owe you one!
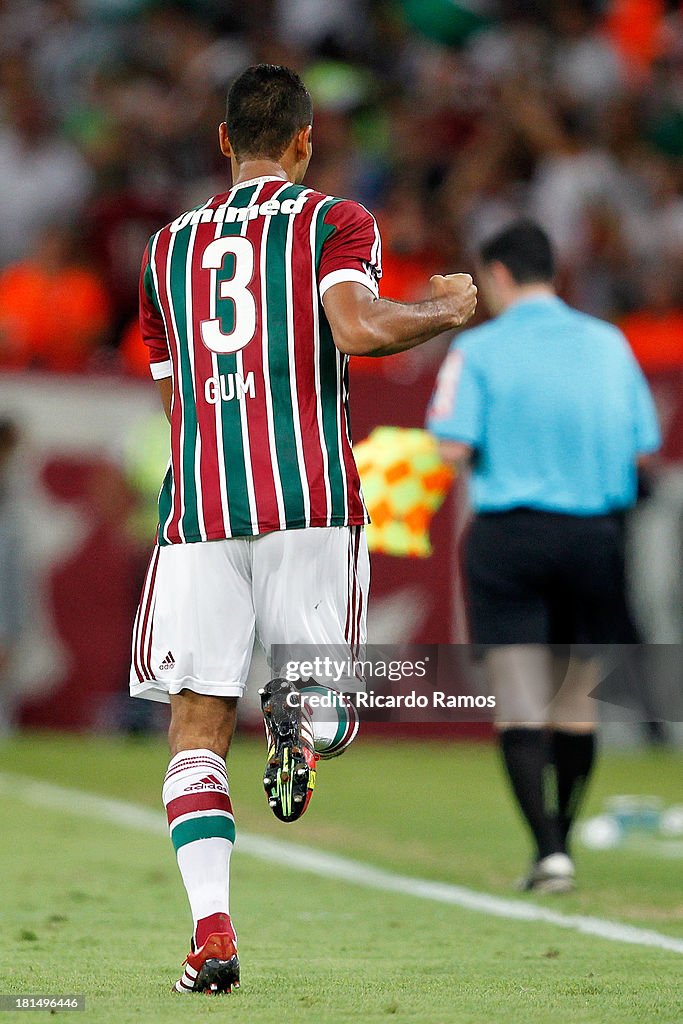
[139,176,382,544]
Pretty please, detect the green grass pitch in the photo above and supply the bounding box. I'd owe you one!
[0,733,681,1023]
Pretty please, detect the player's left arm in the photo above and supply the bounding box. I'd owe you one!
[139,236,173,422]
[157,378,172,424]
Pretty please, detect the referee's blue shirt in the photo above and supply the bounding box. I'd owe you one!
[426,295,661,515]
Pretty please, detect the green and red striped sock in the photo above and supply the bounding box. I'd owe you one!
[162,748,236,947]
[300,684,359,760]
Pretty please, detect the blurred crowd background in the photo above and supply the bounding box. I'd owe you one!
[0,0,682,736]
[0,0,681,374]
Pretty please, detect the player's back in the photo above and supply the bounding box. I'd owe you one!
[140,176,381,544]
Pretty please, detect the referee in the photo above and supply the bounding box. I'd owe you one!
[427,220,661,892]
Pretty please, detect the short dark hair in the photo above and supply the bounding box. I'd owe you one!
[226,64,313,161]
[479,220,555,284]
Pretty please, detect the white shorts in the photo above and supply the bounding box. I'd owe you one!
[129,526,369,702]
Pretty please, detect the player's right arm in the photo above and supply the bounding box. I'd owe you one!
[317,199,476,357]
[323,274,477,357]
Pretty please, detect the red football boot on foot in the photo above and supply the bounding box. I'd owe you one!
[174,931,240,994]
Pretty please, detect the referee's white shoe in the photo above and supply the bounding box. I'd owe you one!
[517,853,576,894]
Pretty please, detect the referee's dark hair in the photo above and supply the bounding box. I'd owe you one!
[479,220,555,285]
[226,65,313,162]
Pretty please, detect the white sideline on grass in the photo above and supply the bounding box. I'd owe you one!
[2,771,682,957]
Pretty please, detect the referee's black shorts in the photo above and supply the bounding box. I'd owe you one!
[464,508,636,646]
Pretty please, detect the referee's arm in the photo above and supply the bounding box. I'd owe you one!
[629,338,662,470]
[438,440,473,467]
[426,341,483,467]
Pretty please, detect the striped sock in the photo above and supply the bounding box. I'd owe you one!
[162,749,236,949]
[300,684,359,760]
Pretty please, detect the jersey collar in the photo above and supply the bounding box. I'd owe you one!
[231,175,289,189]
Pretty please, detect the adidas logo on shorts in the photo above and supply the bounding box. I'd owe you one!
[159,651,176,671]
[184,774,226,792]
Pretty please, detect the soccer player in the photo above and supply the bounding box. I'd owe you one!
[129,64,477,994]
[428,220,660,894]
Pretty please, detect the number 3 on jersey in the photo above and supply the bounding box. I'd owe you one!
[200,236,256,354]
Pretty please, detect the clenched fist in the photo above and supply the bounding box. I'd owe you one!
[430,273,477,328]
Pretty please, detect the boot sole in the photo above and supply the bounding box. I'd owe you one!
[260,679,316,822]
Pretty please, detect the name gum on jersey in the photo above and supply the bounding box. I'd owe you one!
[204,372,256,405]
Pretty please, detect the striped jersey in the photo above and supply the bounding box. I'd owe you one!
[140,176,382,545]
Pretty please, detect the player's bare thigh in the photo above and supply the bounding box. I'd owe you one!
[169,690,239,758]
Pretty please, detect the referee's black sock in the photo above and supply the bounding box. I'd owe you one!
[499,727,564,861]
[551,729,596,850]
